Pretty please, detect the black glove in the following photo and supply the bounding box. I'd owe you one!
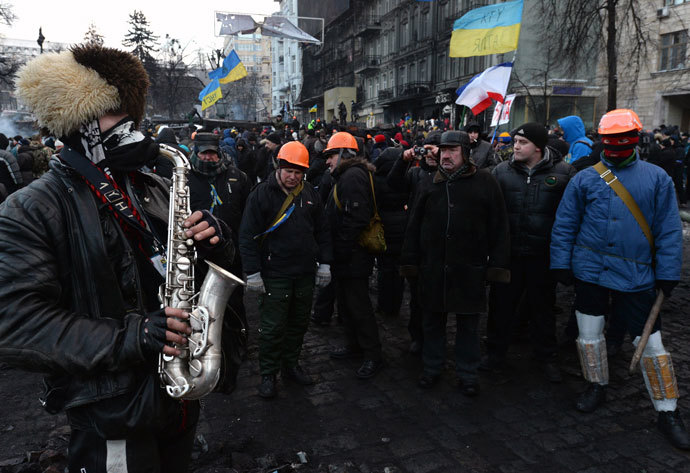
[552,269,575,286]
[194,209,227,257]
[140,309,168,356]
[656,280,679,298]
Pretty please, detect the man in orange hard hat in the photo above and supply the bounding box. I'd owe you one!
[239,141,333,399]
[324,132,384,379]
[551,109,688,450]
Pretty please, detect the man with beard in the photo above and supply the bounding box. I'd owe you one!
[187,132,251,394]
[401,130,510,396]
[386,130,441,354]
[239,141,332,398]
[0,44,234,472]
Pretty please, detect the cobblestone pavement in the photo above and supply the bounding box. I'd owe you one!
[2,224,690,473]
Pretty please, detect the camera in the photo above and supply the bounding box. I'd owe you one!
[414,146,428,157]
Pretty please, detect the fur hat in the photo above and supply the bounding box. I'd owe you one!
[15,44,149,138]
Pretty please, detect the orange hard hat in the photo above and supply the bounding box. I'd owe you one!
[277,141,309,169]
[325,132,359,153]
[598,109,643,135]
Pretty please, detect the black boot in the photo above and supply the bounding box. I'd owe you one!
[575,383,606,413]
[658,410,690,450]
[258,374,276,399]
[282,365,314,385]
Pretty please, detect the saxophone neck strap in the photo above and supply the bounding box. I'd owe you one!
[59,146,159,255]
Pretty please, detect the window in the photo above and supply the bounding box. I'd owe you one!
[437,53,445,81]
[659,31,687,70]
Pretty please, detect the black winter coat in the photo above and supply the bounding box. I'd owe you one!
[373,148,408,254]
[401,165,511,313]
[239,171,332,278]
[189,162,250,276]
[0,150,21,202]
[492,148,576,258]
[0,160,234,414]
[325,158,377,278]
[470,140,498,170]
[15,146,36,187]
[236,144,257,186]
[255,144,277,182]
[386,153,437,209]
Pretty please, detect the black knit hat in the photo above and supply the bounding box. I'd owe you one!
[512,122,548,152]
[266,133,282,145]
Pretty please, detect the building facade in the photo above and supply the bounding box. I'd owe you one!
[223,33,272,121]
[271,0,303,118]
[614,0,690,130]
[296,0,604,131]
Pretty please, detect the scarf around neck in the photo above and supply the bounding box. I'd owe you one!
[63,117,157,172]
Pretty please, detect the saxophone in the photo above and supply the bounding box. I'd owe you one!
[157,143,245,400]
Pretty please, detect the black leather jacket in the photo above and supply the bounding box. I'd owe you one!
[0,159,233,412]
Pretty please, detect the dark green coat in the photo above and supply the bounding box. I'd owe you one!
[401,165,511,313]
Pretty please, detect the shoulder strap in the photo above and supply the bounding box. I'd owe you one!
[367,171,380,218]
[575,140,593,149]
[333,171,378,216]
[593,161,654,250]
[258,181,303,244]
[333,183,343,211]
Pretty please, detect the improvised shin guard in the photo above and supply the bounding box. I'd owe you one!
[635,331,678,412]
[575,311,609,384]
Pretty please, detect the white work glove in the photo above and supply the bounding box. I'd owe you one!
[315,264,331,288]
[246,272,265,293]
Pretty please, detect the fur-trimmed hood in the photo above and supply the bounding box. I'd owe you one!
[15,44,149,138]
[332,156,375,179]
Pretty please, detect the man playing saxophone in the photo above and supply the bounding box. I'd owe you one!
[0,45,234,472]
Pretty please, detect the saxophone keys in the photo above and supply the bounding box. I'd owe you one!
[176,256,191,271]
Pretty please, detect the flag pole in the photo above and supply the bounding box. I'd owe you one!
[490,49,518,145]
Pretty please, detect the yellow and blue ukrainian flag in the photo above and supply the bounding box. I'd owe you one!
[309,104,318,113]
[199,78,222,111]
[209,49,248,84]
[449,0,523,58]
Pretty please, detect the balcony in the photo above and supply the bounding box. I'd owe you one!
[378,88,395,101]
[396,82,431,99]
[354,14,382,36]
[354,55,381,74]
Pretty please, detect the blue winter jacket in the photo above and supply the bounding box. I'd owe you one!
[558,116,593,164]
[221,129,238,166]
[550,152,682,292]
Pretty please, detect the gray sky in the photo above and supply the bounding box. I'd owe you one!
[4,1,279,53]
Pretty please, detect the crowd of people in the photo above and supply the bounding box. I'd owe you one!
[0,44,688,471]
